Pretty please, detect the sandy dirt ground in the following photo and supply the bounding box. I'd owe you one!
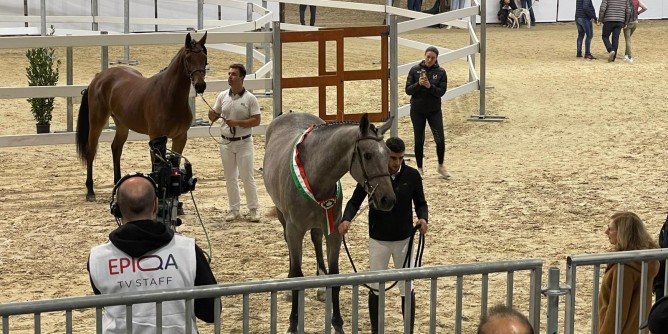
[1,1,667,333]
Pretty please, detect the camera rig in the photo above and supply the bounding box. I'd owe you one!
[148,136,197,230]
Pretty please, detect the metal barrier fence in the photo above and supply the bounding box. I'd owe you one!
[559,249,668,334]
[0,259,543,334]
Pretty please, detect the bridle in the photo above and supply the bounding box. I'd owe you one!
[350,134,390,199]
[183,48,207,83]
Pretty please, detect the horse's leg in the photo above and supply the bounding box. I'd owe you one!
[311,228,328,302]
[110,120,129,185]
[171,132,188,215]
[286,223,306,334]
[77,88,109,202]
[326,233,345,334]
[171,132,188,154]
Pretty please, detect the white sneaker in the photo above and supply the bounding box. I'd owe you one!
[623,55,629,62]
[417,168,424,177]
[225,210,240,221]
[249,209,260,222]
[627,57,634,64]
[437,165,452,179]
[607,51,616,62]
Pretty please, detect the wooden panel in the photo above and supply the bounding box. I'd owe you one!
[280,26,390,123]
[281,76,340,89]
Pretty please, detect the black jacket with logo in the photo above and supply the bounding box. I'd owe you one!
[405,60,447,115]
[342,162,428,241]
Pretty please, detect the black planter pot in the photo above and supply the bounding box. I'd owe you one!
[36,123,50,134]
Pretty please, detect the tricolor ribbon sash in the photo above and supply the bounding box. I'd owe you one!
[290,126,342,235]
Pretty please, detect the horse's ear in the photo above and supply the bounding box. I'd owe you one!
[199,31,208,45]
[358,113,369,134]
[185,33,192,49]
[378,116,394,135]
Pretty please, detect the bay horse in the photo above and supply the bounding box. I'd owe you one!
[75,32,208,201]
[263,112,397,334]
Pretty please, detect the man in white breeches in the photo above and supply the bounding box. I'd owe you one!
[208,64,261,222]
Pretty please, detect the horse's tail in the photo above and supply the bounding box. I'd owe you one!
[75,88,90,163]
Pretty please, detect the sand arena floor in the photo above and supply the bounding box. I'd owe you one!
[1,2,667,333]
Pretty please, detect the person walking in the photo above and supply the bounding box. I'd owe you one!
[208,64,261,222]
[88,173,217,333]
[299,5,316,26]
[405,46,450,179]
[575,0,598,60]
[338,137,429,334]
[622,0,648,64]
[599,0,632,62]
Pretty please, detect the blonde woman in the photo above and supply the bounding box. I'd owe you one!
[598,211,659,334]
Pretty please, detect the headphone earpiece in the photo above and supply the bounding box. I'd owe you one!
[110,172,158,219]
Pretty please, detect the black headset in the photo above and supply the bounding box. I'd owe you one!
[110,172,158,219]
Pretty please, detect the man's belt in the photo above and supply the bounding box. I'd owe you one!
[221,134,251,141]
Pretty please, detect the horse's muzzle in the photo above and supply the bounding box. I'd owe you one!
[194,82,206,94]
[374,194,396,211]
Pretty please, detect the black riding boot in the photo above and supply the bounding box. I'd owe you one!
[368,291,379,334]
[401,292,415,334]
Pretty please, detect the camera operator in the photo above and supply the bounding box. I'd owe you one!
[87,173,217,333]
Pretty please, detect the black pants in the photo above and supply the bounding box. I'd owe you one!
[299,5,316,26]
[410,109,445,169]
[602,21,624,59]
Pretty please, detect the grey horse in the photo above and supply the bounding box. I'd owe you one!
[263,112,397,334]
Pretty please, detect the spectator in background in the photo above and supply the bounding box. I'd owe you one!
[598,211,659,334]
[640,296,668,333]
[299,5,316,26]
[520,0,537,25]
[599,0,632,62]
[575,0,598,59]
[653,214,668,302]
[498,0,518,27]
[622,0,648,64]
[408,0,423,11]
[477,304,534,334]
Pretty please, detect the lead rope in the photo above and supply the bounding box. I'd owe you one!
[342,191,426,293]
[197,93,235,146]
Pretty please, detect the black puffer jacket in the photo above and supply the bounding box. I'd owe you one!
[405,60,447,115]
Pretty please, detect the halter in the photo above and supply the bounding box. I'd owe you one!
[350,135,391,198]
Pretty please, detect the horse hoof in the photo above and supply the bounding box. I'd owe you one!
[283,290,292,301]
[177,207,185,215]
[86,194,96,202]
[316,288,327,302]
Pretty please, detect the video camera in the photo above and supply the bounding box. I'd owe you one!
[148,136,198,229]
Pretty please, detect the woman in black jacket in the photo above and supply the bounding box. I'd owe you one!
[405,46,450,178]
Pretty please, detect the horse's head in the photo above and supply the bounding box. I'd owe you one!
[349,114,396,211]
[184,32,208,94]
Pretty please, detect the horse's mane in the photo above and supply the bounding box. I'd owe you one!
[311,120,380,137]
[159,40,207,73]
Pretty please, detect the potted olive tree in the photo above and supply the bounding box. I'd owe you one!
[26,28,60,133]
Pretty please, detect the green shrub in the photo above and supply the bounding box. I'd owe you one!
[26,32,60,125]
